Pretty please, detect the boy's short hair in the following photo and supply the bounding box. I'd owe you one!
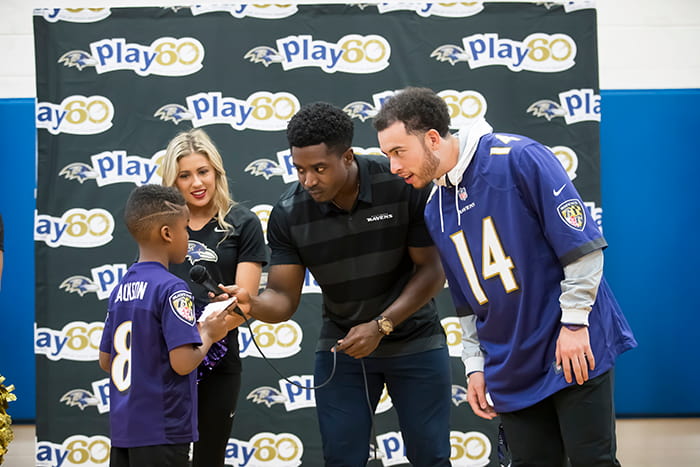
[124,185,187,240]
[286,102,354,155]
[373,87,451,137]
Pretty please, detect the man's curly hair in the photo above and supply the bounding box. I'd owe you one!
[124,184,187,240]
[286,102,354,155]
[373,87,451,137]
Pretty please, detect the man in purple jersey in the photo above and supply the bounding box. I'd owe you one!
[99,185,237,467]
[375,87,636,467]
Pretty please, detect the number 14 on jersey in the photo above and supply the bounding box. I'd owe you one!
[449,216,519,305]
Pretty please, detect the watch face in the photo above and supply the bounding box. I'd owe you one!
[378,317,393,334]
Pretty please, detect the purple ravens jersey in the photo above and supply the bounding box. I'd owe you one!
[425,132,636,412]
[99,261,202,447]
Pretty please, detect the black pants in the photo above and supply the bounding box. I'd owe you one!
[192,370,241,467]
[499,370,621,467]
[110,443,189,467]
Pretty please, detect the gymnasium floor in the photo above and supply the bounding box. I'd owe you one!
[3,418,700,466]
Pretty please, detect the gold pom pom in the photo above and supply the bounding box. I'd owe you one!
[0,375,18,464]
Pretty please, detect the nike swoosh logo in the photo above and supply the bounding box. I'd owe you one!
[214,227,228,232]
[553,184,566,196]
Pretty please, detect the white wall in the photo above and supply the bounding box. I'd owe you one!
[1,0,698,98]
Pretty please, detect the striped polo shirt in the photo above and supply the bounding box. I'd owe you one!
[267,154,446,357]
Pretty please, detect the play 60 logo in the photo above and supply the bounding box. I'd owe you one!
[37,95,114,135]
[239,320,303,359]
[35,208,114,248]
[35,321,103,361]
[36,434,110,466]
[226,433,304,467]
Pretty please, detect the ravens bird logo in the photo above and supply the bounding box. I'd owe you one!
[153,104,193,124]
[60,389,98,410]
[186,241,219,265]
[451,384,469,406]
[58,50,97,71]
[526,100,566,121]
[343,102,377,122]
[59,276,98,297]
[244,46,283,67]
[430,44,471,65]
[247,386,287,408]
[59,162,97,184]
[244,159,284,180]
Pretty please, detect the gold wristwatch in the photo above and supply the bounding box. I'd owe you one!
[374,316,394,336]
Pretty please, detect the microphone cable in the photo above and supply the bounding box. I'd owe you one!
[360,358,380,462]
[193,266,379,457]
[233,307,338,391]
[230,303,378,459]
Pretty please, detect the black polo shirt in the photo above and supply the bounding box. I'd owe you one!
[267,154,446,357]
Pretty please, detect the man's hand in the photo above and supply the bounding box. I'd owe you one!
[335,321,383,359]
[466,371,497,420]
[211,284,252,317]
[555,326,595,385]
[222,298,248,330]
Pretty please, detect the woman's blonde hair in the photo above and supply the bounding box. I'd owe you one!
[161,128,234,232]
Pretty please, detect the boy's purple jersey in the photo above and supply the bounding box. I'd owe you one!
[425,132,636,412]
[99,261,202,447]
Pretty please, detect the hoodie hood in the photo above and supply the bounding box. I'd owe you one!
[432,118,493,232]
[435,117,493,188]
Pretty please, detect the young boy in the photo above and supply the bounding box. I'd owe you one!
[99,184,238,467]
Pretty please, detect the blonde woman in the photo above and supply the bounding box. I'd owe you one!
[161,128,268,467]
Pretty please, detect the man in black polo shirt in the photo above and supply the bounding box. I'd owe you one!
[226,102,451,466]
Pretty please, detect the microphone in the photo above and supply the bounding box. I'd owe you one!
[189,264,246,319]
[189,264,224,296]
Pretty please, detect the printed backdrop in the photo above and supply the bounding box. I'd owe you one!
[33,2,601,466]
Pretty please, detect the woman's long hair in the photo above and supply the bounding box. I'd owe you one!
[161,128,234,232]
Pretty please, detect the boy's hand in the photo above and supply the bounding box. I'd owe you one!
[201,304,237,342]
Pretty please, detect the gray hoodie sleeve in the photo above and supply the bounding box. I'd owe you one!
[458,249,604,376]
[459,315,484,375]
[560,249,604,325]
